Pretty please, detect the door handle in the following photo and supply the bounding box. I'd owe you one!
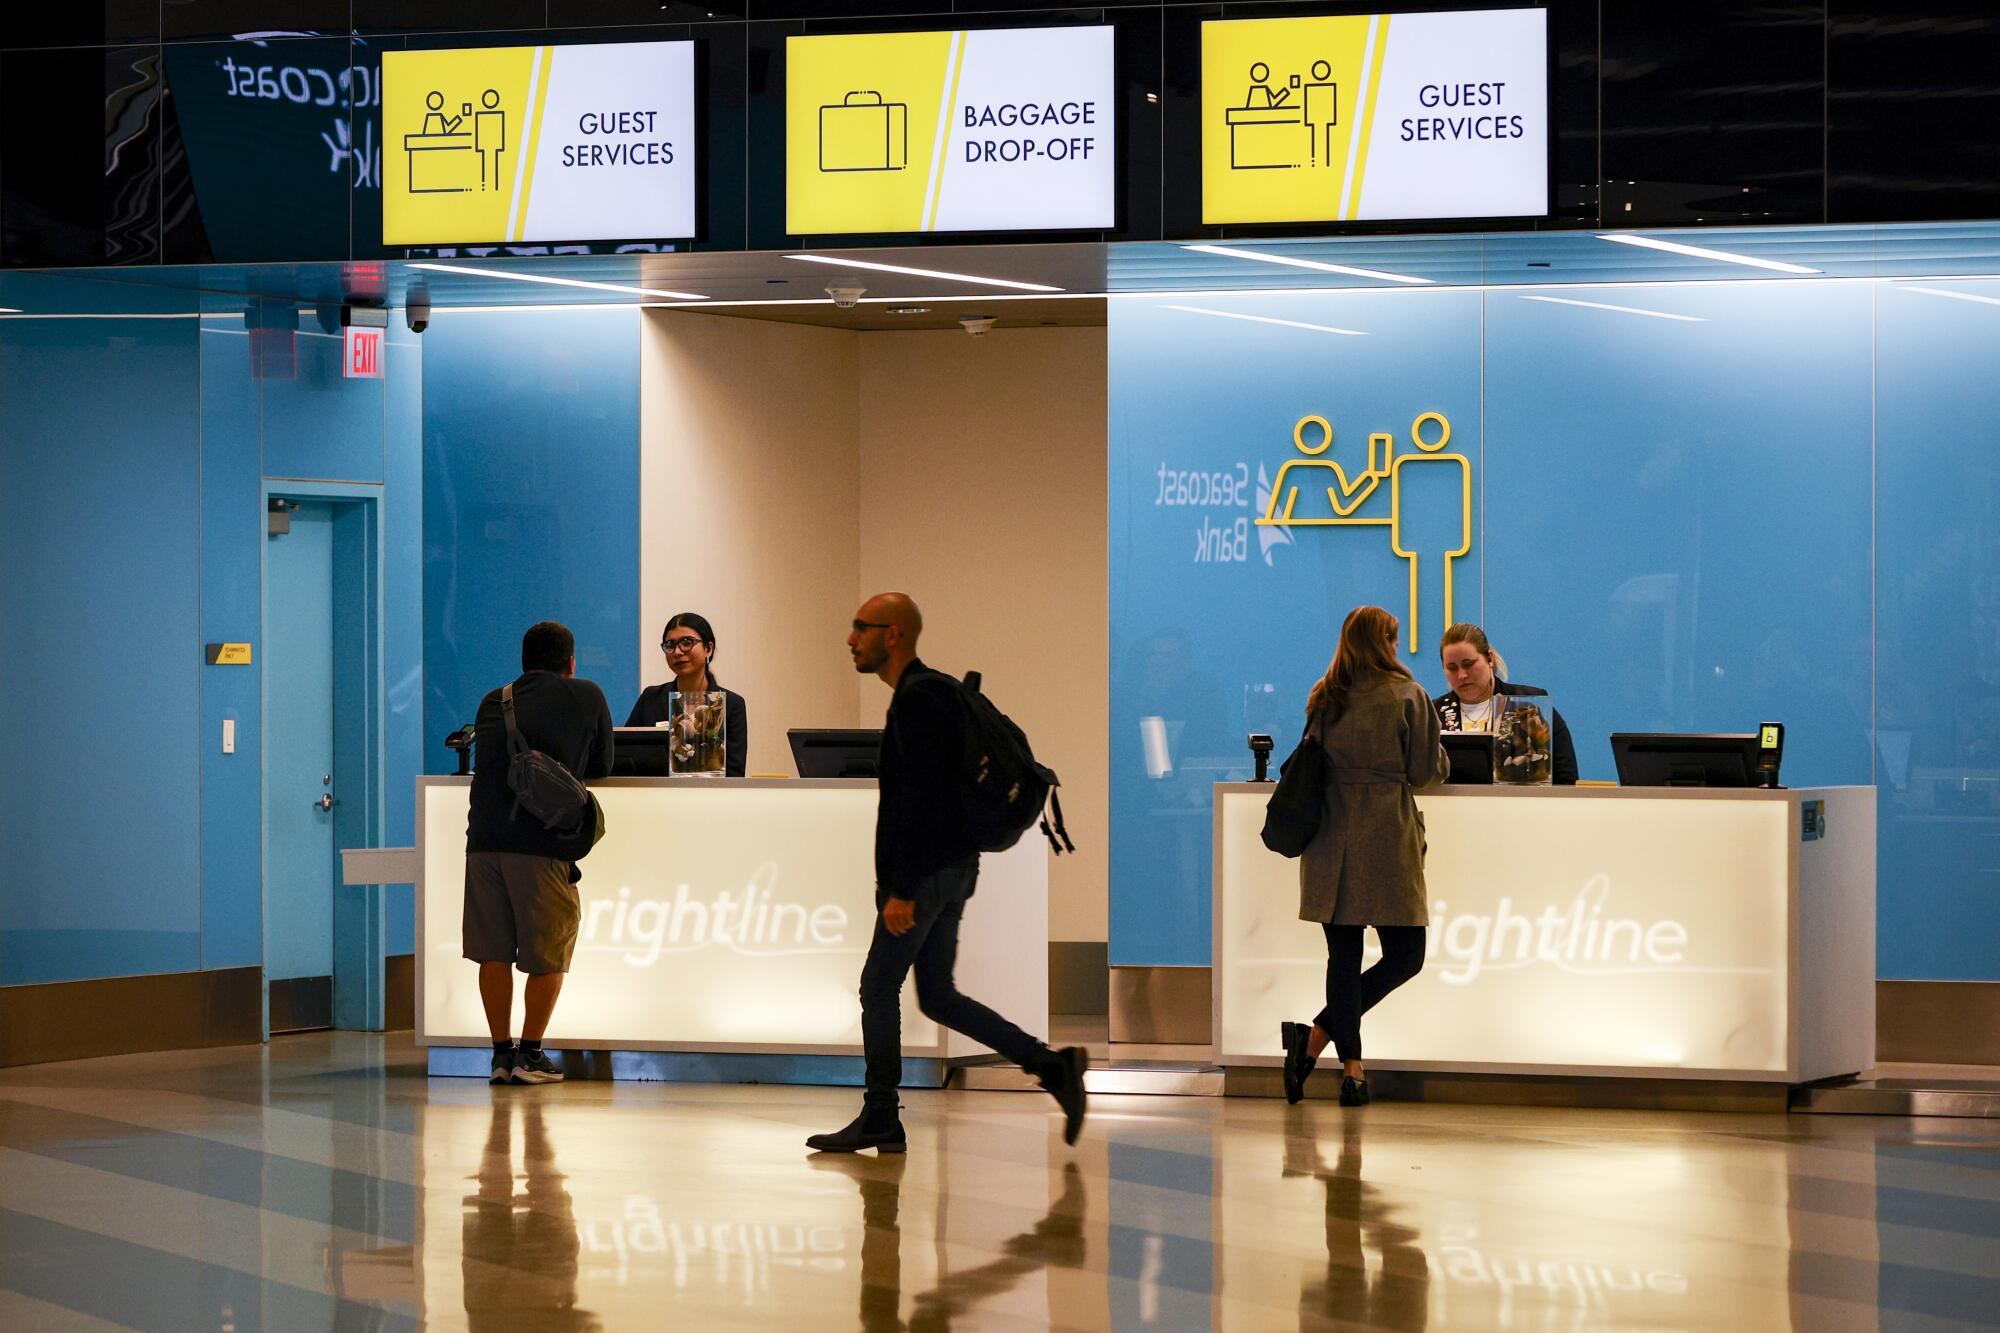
[315,794,338,813]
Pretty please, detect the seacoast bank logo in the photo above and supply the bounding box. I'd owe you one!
[578,863,854,967]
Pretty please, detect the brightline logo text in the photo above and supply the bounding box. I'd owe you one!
[579,865,853,966]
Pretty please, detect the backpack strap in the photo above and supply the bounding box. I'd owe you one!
[500,683,528,823]
[500,683,530,757]
[1039,785,1076,855]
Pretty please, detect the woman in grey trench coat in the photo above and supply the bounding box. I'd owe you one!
[1281,605,1448,1107]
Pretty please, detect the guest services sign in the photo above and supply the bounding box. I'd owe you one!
[786,26,1116,235]
[382,41,696,245]
[1202,8,1548,225]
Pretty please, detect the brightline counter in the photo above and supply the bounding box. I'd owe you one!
[417,777,1047,1078]
[1213,784,1875,1082]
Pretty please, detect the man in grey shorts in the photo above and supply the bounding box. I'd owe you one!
[464,621,614,1085]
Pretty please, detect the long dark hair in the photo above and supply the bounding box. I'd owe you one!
[1305,606,1409,720]
[663,611,723,690]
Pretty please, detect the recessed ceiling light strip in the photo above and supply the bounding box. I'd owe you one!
[1162,305,1367,335]
[405,262,706,301]
[784,254,1062,292]
[1902,285,2000,308]
[1181,244,1431,285]
[1596,233,1821,275]
[1518,295,1706,322]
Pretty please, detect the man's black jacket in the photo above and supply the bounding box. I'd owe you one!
[875,659,978,901]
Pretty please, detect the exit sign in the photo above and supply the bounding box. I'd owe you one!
[343,325,384,379]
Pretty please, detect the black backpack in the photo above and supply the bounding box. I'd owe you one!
[955,671,1075,856]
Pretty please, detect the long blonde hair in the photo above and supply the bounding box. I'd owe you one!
[1306,606,1410,719]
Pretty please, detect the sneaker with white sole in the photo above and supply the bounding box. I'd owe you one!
[510,1048,565,1084]
[489,1048,515,1084]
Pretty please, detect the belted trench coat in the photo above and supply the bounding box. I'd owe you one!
[1298,672,1449,926]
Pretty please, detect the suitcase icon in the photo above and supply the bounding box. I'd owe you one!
[820,91,908,172]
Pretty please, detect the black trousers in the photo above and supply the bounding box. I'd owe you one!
[1312,924,1427,1063]
[860,855,1048,1109]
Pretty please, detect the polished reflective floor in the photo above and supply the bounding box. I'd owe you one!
[3,1034,1999,1330]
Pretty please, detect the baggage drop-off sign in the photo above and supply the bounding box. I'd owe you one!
[787,26,1116,236]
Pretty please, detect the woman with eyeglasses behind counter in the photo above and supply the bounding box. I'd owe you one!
[627,612,749,777]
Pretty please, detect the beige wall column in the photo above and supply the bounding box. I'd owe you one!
[856,328,1109,944]
[640,312,865,772]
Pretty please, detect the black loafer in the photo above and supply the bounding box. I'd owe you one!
[806,1109,907,1154]
[1338,1076,1370,1108]
[1039,1046,1089,1145]
[1280,1022,1316,1105]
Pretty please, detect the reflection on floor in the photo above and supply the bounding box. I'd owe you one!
[3,1032,1999,1330]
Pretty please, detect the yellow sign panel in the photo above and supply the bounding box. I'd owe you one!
[788,31,955,235]
[206,643,253,665]
[1203,15,1387,226]
[383,46,542,245]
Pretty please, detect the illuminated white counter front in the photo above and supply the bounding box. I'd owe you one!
[418,777,1047,1064]
[1214,784,1874,1081]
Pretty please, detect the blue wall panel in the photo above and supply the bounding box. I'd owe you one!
[1483,282,1875,787]
[198,302,268,971]
[1875,279,2000,980]
[0,306,204,984]
[1108,292,1483,966]
[1110,279,1987,980]
[384,326,426,955]
[421,310,640,773]
[260,321,388,485]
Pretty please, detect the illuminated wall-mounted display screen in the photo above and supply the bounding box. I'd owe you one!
[1202,8,1549,225]
[786,26,1116,236]
[383,41,696,245]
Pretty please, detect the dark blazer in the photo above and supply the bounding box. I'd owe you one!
[875,659,977,902]
[1433,681,1579,785]
[627,677,748,777]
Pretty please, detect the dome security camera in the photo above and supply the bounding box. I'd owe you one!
[404,284,431,334]
[959,314,998,337]
[826,283,867,309]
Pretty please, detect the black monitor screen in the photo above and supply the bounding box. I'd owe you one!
[1440,732,1495,784]
[789,729,882,779]
[610,727,673,777]
[1610,733,1761,788]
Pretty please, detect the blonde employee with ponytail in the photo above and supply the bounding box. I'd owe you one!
[1434,623,1578,785]
[1281,606,1448,1108]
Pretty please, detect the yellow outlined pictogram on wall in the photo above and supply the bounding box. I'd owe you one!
[1257,411,1471,651]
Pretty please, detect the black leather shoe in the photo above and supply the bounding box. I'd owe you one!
[806,1109,907,1154]
[1038,1046,1089,1145]
[1338,1076,1370,1108]
[1280,1022,1316,1105]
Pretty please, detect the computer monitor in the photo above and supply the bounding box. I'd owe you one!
[1610,733,1761,788]
[610,726,674,777]
[1440,732,1496,784]
[789,728,882,779]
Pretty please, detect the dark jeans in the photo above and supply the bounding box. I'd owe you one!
[1313,924,1427,1063]
[860,856,1048,1109]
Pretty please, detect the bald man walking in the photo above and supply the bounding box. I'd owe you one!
[808,593,1088,1153]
